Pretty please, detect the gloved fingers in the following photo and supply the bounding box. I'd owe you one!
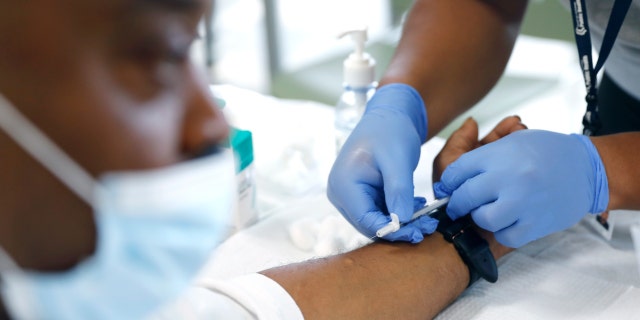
[330,188,391,239]
[469,201,518,233]
[405,215,439,236]
[376,197,436,242]
[433,182,450,199]
[374,199,436,243]
[356,210,403,239]
[380,224,425,243]
[327,150,386,221]
[368,123,421,225]
[327,84,430,242]
[433,129,608,249]
[445,172,498,221]
[383,177,416,224]
[382,198,438,239]
[413,197,427,211]
[433,148,487,198]
[378,156,419,224]
[433,116,526,192]
[327,179,386,237]
[494,222,533,249]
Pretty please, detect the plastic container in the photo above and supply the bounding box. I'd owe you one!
[229,128,258,231]
[335,27,378,154]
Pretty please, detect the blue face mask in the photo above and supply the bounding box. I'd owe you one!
[0,94,236,319]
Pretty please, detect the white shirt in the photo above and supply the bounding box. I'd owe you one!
[151,274,304,320]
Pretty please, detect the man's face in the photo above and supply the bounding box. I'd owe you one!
[0,0,227,270]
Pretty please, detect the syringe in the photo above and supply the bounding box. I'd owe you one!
[375,197,450,238]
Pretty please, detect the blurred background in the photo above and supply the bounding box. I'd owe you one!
[191,0,576,107]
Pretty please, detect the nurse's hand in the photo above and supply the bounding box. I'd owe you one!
[327,83,434,243]
[434,116,526,260]
[434,129,610,248]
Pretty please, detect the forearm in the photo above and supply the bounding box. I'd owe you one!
[381,0,528,138]
[590,132,640,210]
[261,232,510,320]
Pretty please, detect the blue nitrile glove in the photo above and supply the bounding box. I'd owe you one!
[327,83,438,243]
[434,130,609,248]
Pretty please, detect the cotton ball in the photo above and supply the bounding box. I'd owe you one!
[325,214,371,251]
[345,233,373,251]
[313,215,349,256]
[326,215,354,241]
[313,237,342,257]
[288,217,320,252]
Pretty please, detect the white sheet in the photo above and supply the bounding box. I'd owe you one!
[438,212,640,319]
[199,194,640,318]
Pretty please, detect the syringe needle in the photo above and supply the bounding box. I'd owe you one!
[374,197,451,239]
[410,197,450,220]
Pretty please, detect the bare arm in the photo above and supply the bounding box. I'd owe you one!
[591,133,640,210]
[261,117,522,319]
[381,0,529,138]
[262,230,507,320]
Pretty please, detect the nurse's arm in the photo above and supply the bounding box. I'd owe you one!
[380,0,528,138]
[591,133,640,210]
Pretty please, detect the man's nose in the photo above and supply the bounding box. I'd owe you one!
[180,67,230,157]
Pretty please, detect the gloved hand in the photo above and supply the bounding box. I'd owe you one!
[434,130,609,248]
[327,83,438,243]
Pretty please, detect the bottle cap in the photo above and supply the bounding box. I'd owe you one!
[229,128,253,173]
[338,27,376,88]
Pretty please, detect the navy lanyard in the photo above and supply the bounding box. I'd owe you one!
[569,0,632,136]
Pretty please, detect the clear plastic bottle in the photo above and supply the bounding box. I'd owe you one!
[335,84,376,152]
[335,27,377,154]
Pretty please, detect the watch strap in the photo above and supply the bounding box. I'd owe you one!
[432,207,498,286]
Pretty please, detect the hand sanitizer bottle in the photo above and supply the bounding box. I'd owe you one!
[335,27,378,154]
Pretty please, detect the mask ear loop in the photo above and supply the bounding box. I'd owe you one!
[0,94,99,208]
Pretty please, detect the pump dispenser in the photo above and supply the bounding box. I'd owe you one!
[335,27,378,154]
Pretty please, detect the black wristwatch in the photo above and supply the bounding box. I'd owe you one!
[430,206,498,287]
